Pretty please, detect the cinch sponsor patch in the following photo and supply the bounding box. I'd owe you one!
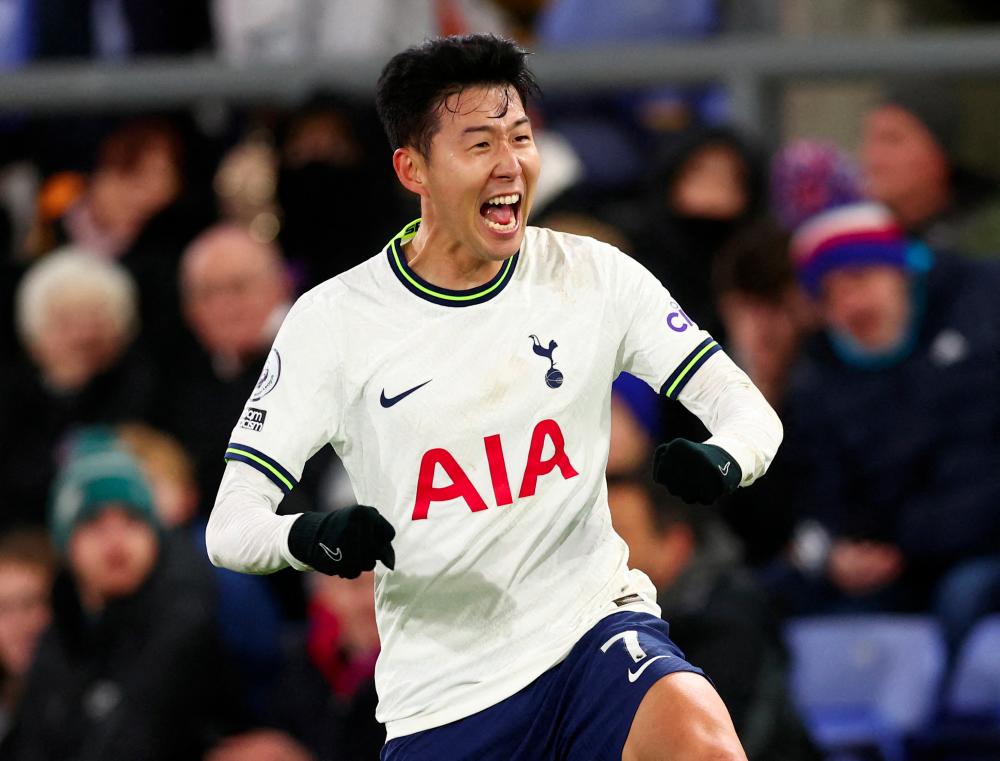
[239,407,267,432]
[613,593,643,607]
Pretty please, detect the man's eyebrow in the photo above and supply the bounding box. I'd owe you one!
[461,116,531,136]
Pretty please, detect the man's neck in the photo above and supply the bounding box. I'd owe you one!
[404,219,504,291]
[892,184,951,230]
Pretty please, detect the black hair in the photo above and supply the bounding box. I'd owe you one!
[375,34,540,157]
[712,218,794,303]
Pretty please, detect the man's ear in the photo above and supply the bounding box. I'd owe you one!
[393,147,427,196]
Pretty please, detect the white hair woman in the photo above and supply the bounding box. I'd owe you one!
[16,247,138,392]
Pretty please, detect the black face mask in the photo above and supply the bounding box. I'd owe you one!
[277,161,371,229]
[668,214,742,261]
[650,214,742,338]
[277,161,379,279]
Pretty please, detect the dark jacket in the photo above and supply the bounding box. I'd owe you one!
[151,339,267,511]
[0,259,24,366]
[269,637,384,761]
[0,347,157,531]
[151,341,313,620]
[783,254,1000,571]
[661,523,822,761]
[7,533,245,761]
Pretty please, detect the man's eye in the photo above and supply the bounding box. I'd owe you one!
[514,134,532,143]
[473,142,489,149]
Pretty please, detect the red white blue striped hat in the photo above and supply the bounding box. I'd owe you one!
[791,201,908,295]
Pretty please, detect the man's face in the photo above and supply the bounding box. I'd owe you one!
[862,106,949,213]
[717,292,801,379]
[820,265,911,351]
[30,291,127,390]
[91,141,181,239]
[68,505,158,608]
[670,143,748,220]
[413,85,540,262]
[182,234,288,357]
[0,561,51,676]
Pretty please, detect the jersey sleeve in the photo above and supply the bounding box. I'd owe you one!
[611,249,721,399]
[223,294,342,495]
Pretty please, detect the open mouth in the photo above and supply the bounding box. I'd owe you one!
[479,193,522,235]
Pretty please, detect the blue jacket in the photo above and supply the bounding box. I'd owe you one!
[783,254,1000,567]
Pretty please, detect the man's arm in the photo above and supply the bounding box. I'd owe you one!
[608,247,782,502]
[204,291,394,578]
[675,350,783,486]
[206,462,310,573]
[207,462,396,578]
[652,352,782,504]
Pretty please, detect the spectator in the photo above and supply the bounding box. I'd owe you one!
[270,571,384,761]
[632,126,767,345]
[862,83,1000,257]
[0,249,154,529]
[154,224,291,494]
[276,97,404,287]
[158,223,293,504]
[0,530,56,748]
[8,443,245,760]
[777,201,1000,654]
[57,119,184,260]
[116,423,285,717]
[49,117,214,355]
[159,223,314,621]
[711,220,811,566]
[628,126,766,448]
[713,219,808,408]
[606,472,821,761]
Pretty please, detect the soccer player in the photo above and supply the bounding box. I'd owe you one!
[207,34,782,761]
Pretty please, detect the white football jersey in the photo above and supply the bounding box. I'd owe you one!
[219,221,776,739]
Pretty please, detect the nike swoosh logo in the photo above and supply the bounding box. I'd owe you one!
[319,543,342,562]
[628,655,671,683]
[719,461,731,476]
[380,379,432,408]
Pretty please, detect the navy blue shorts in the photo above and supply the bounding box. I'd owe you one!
[381,611,706,761]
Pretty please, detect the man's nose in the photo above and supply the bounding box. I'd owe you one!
[492,142,520,180]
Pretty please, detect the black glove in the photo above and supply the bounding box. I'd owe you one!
[652,439,742,505]
[288,505,396,578]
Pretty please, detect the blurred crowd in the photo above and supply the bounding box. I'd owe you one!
[1,2,1000,760]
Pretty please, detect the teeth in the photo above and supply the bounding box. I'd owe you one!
[486,193,521,206]
[483,216,518,233]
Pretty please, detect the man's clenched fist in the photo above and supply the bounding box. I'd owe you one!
[288,505,396,578]
[652,439,742,505]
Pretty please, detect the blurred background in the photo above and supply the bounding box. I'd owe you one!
[1,1,999,760]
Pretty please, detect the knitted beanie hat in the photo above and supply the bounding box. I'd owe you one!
[791,201,909,296]
[49,442,159,552]
[770,139,863,231]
